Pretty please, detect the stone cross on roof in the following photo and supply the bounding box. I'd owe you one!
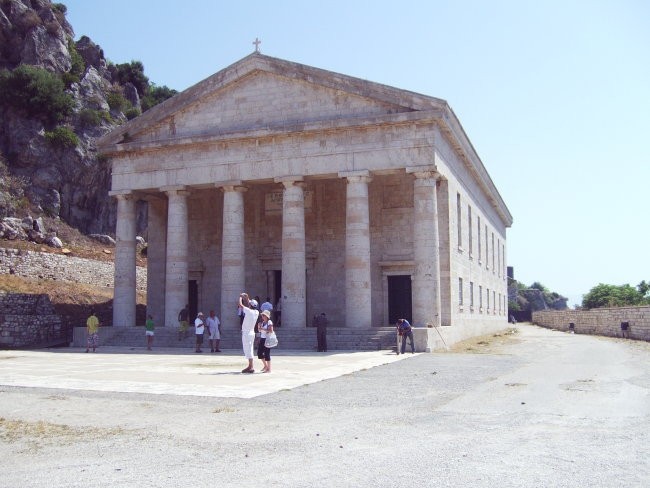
[253,37,261,53]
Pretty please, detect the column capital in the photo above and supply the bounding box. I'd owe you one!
[217,180,247,192]
[338,170,372,184]
[274,176,303,189]
[161,185,189,197]
[406,166,441,181]
[109,190,135,201]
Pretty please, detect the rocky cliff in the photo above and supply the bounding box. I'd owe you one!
[0,0,168,240]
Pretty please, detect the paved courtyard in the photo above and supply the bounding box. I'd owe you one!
[0,323,648,487]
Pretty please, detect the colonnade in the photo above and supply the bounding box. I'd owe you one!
[110,168,442,330]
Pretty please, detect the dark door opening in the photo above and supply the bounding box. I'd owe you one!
[387,275,412,325]
[273,270,282,326]
[188,280,198,322]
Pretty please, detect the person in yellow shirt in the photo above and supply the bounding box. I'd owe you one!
[86,310,100,353]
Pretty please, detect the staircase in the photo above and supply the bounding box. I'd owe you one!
[73,326,399,351]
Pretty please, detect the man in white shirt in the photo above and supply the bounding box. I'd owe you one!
[194,312,205,353]
[206,310,221,353]
[239,293,259,373]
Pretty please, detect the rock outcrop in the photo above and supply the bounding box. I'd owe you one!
[0,0,165,242]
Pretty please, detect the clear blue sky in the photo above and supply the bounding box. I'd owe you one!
[63,0,650,306]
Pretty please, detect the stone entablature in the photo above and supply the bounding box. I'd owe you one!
[533,307,650,341]
[0,247,147,291]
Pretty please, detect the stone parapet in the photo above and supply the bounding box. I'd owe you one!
[0,247,146,291]
[532,306,650,341]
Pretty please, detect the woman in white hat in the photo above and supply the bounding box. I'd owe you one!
[257,309,274,373]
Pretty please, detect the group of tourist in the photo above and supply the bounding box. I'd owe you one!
[84,294,333,371]
[237,292,275,373]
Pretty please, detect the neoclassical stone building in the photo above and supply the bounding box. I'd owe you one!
[98,53,512,345]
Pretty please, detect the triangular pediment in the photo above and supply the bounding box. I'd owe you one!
[98,53,448,146]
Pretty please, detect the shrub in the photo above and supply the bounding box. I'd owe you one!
[79,108,102,126]
[141,84,177,111]
[115,60,149,97]
[52,3,67,14]
[45,126,79,149]
[66,37,86,84]
[0,65,74,125]
[106,90,131,112]
[124,107,141,120]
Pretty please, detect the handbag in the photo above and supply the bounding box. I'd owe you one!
[265,331,278,348]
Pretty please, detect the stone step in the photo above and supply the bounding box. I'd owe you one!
[72,326,399,351]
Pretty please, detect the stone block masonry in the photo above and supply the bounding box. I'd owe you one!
[533,306,650,341]
[0,292,67,348]
[0,247,147,291]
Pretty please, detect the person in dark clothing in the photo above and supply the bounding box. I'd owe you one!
[315,312,328,352]
[396,318,414,354]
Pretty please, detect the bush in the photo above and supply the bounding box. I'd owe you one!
[0,65,74,125]
[124,107,141,120]
[45,126,79,149]
[141,84,178,111]
[66,37,86,85]
[79,108,112,126]
[115,61,149,97]
[52,3,67,14]
[106,90,131,112]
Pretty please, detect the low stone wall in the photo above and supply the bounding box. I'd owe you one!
[532,306,650,341]
[0,247,146,291]
[0,292,68,348]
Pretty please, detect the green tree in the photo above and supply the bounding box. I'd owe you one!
[141,84,177,112]
[582,283,644,309]
[114,61,149,97]
[638,280,650,299]
[0,65,74,125]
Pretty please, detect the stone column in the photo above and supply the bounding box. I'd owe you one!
[277,177,306,328]
[340,171,372,328]
[146,196,167,326]
[112,192,137,327]
[163,187,189,328]
[409,169,442,327]
[219,183,247,331]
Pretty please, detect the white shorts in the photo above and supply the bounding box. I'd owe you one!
[242,330,255,359]
[209,328,220,340]
[145,330,154,336]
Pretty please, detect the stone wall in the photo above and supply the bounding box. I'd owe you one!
[532,306,650,341]
[0,292,67,348]
[0,247,147,291]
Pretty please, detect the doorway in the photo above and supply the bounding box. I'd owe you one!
[188,280,198,322]
[273,270,282,326]
[387,275,412,325]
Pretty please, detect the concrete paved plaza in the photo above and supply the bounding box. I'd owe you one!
[0,324,648,487]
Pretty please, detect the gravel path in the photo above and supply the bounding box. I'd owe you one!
[0,324,648,487]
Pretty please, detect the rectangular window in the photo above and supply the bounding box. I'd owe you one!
[470,281,474,308]
[486,288,490,310]
[477,217,481,262]
[491,232,495,273]
[456,193,462,249]
[493,290,496,313]
[485,225,489,268]
[497,238,501,277]
[498,293,501,313]
[468,205,473,257]
[479,285,483,310]
[458,277,463,305]
[502,243,506,278]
